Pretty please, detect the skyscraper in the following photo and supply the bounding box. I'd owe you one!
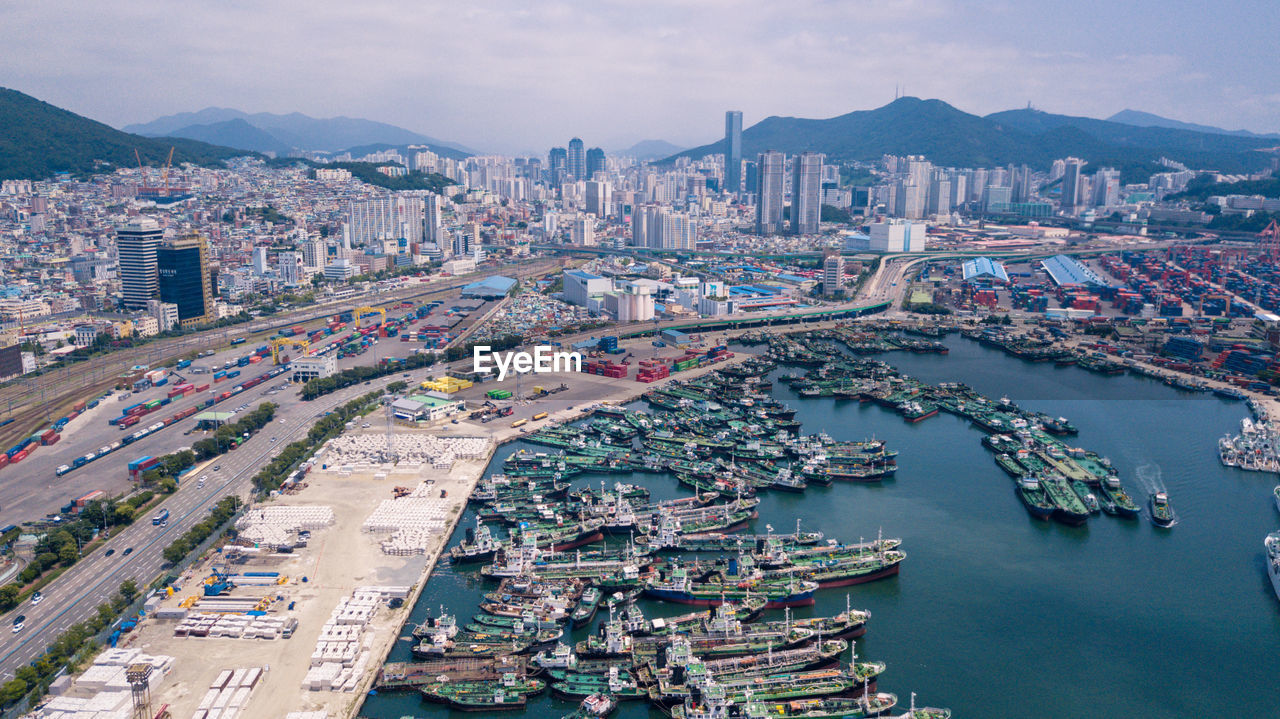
[116,218,162,310]
[585,147,606,179]
[790,152,822,234]
[548,147,567,186]
[424,192,443,245]
[755,151,785,235]
[1061,158,1087,212]
[157,234,213,327]
[724,111,743,194]
[567,138,586,180]
[631,205,651,247]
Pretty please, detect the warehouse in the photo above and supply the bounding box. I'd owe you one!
[1040,254,1105,287]
[391,394,466,421]
[290,355,337,382]
[461,275,517,299]
[961,257,1009,283]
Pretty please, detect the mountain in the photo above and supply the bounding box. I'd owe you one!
[616,139,685,160]
[667,97,1277,179]
[1106,109,1280,140]
[0,87,250,181]
[158,118,292,154]
[124,108,475,159]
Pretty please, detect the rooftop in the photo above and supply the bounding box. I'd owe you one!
[565,269,605,281]
[1040,254,1105,287]
[962,257,1009,282]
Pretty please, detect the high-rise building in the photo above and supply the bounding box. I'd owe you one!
[116,218,162,310]
[301,237,327,270]
[927,176,951,216]
[157,234,213,327]
[548,147,568,186]
[1093,168,1121,208]
[790,152,822,235]
[570,217,595,246]
[660,211,696,250]
[585,180,612,217]
[822,254,845,297]
[1061,158,1087,212]
[1011,165,1033,203]
[631,205,651,247]
[893,180,926,219]
[345,194,425,246]
[252,246,269,275]
[424,192,443,245]
[277,251,304,285]
[567,138,586,180]
[755,151,785,235]
[585,147,606,179]
[724,111,743,194]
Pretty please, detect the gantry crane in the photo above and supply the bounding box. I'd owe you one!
[270,337,310,364]
[353,306,386,329]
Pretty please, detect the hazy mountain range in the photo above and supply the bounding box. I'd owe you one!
[123,108,475,159]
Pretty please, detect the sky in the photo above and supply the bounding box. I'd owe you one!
[2,1,1278,155]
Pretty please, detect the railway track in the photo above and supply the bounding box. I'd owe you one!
[0,260,559,448]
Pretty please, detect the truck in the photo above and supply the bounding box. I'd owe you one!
[532,412,549,421]
[152,509,169,526]
[510,418,528,428]
[230,337,246,346]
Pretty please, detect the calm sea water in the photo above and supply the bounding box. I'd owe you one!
[359,336,1280,718]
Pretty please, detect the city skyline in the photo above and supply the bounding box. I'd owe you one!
[2,2,1278,154]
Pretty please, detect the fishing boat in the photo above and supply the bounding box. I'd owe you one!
[559,693,619,718]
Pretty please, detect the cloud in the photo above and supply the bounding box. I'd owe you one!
[0,0,1276,152]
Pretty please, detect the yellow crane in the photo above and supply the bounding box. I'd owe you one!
[270,337,310,364]
[353,306,386,329]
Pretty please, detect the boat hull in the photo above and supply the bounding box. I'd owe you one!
[642,587,817,609]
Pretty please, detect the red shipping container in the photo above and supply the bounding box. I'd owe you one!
[0,455,8,469]
[42,433,61,446]
[196,384,210,392]
[10,450,26,463]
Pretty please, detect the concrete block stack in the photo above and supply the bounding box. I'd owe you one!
[361,481,449,554]
[235,506,334,549]
[190,666,264,719]
[34,650,174,719]
[301,589,389,692]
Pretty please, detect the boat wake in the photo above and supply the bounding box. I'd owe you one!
[1134,464,1165,495]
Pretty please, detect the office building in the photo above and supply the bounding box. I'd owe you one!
[567,138,586,180]
[585,147,606,179]
[548,147,568,186]
[790,152,822,235]
[116,218,162,310]
[724,111,743,194]
[755,151,785,235]
[1061,158,1087,212]
[323,259,356,281]
[984,185,1013,212]
[822,254,845,297]
[157,234,214,327]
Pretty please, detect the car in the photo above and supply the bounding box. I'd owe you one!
[30,592,42,606]
[270,437,277,442]
[197,478,206,488]
[122,548,133,556]
[451,419,459,424]
[280,419,287,424]
[213,465,221,471]
[567,406,574,411]
[104,548,115,557]
[364,381,371,386]
[12,616,25,632]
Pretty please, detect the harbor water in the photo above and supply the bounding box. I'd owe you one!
[359,335,1280,718]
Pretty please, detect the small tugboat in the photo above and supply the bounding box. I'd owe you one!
[559,693,619,718]
[1149,491,1176,528]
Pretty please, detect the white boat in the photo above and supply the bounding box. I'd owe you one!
[1274,485,1280,515]
[1266,531,1280,603]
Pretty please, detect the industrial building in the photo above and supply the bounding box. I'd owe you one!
[391,394,465,421]
[961,257,1009,283]
[290,355,337,382]
[460,275,517,299]
[1040,254,1105,287]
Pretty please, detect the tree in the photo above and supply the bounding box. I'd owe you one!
[0,584,19,610]
[1,678,28,705]
[118,579,138,603]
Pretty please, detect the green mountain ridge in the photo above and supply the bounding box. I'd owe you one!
[0,87,251,181]
[667,97,1278,180]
